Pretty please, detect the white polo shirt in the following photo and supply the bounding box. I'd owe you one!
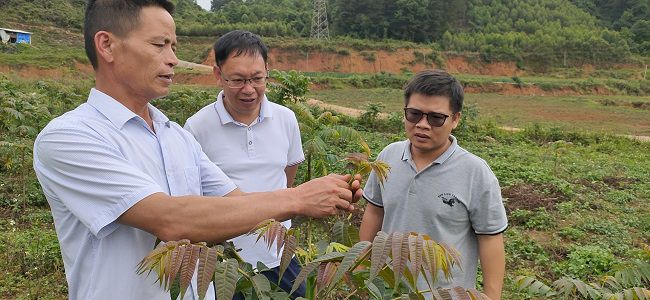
[34,88,237,300]
[184,91,304,268]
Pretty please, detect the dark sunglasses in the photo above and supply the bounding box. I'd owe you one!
[404,107,450,127]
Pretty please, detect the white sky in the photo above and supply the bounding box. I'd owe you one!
[196,0,210,10]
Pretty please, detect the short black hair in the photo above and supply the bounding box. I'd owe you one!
[404,69,464,114]
[213,30,268,67]
[84,0,175,70]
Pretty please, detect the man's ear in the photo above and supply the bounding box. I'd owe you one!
[213,65,223,84]
[451,111,462,130]
[95,31,116,64]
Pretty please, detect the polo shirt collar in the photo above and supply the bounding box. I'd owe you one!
[214,90,272,125]
[86,88,169,129]
[402,135,459,165]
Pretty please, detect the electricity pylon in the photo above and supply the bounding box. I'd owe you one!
[310,0,330,39]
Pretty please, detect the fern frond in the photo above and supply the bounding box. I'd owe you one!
[408,233,424,283]
[279,235,298,281]
[466,288,490,300]
[327,241,372,293]
[552,277,601,299]
[250,219,289,255]
[310,251,346,264]
[178,243,201,299]
[602,275,624,291]
[332,125,371,155]
[364,279,383,299]
[450,286,473,300]
[515,275,555,297]
[317,262,338,292]
[291,262,319,295]
[215,258,239,300]
[165,241,188,290]
[303,136,328,157]
[370,231,392,280]
[196,246,218,300]
[316,262,327,290]
[612,261,650,288]
[391,232,409,288]
[370,160,391,186]
[287,102,316,126]
[251,273,272,300]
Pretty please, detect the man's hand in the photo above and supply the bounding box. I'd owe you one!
[347,173,363,203]
[291,174,363,218]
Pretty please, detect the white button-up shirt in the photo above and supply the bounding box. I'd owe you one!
[33,88,236,300]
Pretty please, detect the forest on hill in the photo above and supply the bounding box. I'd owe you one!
[1,0,649,67]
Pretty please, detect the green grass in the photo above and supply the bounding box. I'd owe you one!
[1,77,649,299]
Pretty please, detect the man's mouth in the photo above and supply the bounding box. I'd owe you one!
[158,74,174,81]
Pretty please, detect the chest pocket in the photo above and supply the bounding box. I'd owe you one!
[168,166,201,196]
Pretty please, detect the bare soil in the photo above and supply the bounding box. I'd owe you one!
[501,184,569,213]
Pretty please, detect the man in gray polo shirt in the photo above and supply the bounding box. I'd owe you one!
[360,69,507,300]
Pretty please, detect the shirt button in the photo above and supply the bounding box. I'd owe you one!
[249,141,252,145]
[248,127,252,131]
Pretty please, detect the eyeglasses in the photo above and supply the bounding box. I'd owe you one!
[222,75,267,88]
[404,107,450,127]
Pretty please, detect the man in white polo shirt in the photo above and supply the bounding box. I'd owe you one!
[359,70,507,300]
[184,30,306,298]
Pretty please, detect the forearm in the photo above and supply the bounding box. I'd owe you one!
[120,174,359,243]
[359,203,384,241]
[478,234,505,300]
[120,190,300,243]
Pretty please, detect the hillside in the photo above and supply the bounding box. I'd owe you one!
[1,0,649,96]
[1,0,649,65]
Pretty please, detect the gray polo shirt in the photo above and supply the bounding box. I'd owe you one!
[363,135,507,290]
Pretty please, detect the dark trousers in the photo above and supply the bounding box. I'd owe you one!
[232,257,306,299]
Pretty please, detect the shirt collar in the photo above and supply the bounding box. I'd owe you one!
[87,88,170,129]
[214,90,271,126]
[401,135,459,165]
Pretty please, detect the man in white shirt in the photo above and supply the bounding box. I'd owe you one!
[33,2,361,299]
[184,30,306,298]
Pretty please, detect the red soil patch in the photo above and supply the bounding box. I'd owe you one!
[445,56,521,76]
[204,47,440,74]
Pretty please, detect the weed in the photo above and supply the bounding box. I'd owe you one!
[558,227,586,241]
[556,245,617,278]
[510,208,555,230]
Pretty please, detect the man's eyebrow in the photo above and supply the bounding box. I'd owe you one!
[229,70,265,77]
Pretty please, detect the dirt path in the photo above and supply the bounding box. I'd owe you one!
[307,99,650,142]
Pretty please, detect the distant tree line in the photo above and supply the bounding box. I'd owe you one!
[1,0,648,67]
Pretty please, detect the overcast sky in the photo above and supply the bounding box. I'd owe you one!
[196,0,210,10]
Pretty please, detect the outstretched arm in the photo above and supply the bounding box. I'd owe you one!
[119,173,362,243]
